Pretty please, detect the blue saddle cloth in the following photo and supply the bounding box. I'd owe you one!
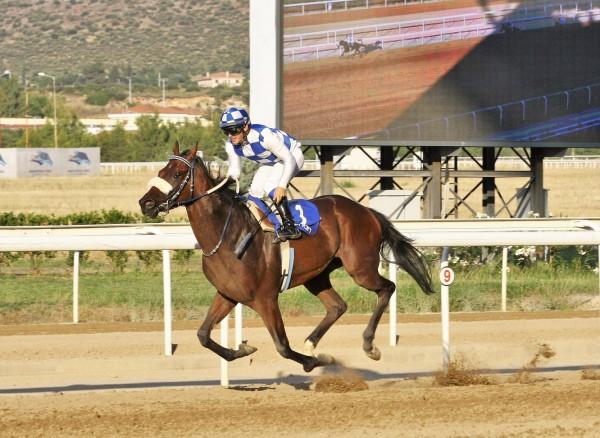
[247,195,320,236]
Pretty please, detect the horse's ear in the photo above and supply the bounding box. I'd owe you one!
[190,143,199,160]
[173,141,180,156]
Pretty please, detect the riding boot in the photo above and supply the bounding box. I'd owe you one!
[274,197,301,244]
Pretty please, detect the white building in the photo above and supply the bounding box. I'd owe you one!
[107,104,209,131]
[196,71,244,88]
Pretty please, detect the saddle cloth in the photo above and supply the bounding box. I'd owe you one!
[246,195,321,236]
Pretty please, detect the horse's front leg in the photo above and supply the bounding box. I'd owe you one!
[254,298,334,373]
[197,292,257,361]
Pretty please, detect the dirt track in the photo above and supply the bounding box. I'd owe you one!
[1,311,599,437]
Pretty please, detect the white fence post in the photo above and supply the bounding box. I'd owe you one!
[162,248,173,356]
[73,251,79,324]
[501,246,508,311]
[220,314,229,387]
[439,247,454,371]
[235,303,243,348]
[388,252,397,346]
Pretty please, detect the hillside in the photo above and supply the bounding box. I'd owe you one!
[0,0,249,82]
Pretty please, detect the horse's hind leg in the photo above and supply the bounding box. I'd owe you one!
[302,272,347,356]
[360,276,396,360]
[345,257,397,360]
[197,292,257,361]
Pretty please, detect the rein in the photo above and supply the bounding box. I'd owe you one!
[161,154,239,257]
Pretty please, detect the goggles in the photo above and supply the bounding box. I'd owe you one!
[222,125,245,136]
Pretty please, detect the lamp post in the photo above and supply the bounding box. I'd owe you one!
[0,69,12,149]
[160,78,168,107]
[38,72,58,148]
[19,76,30,148]
[126,77,132,104]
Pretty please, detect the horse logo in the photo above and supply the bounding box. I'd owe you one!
[31,151,53,166]
[70,151,91,165]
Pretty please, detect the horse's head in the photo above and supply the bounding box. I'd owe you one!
[139,141,205,218]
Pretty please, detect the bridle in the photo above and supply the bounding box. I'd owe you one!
[158,154,239,257]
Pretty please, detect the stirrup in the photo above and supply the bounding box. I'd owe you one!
[273,227,301,244]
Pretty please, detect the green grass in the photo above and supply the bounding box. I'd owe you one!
[0,251,597,325]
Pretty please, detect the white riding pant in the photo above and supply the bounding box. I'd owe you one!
[248,148,304,199]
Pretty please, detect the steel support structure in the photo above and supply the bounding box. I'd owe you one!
[296,140,569,219]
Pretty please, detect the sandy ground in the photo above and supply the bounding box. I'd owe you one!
[1,311,599,437]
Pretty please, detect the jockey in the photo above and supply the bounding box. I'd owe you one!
[221,106,303,243]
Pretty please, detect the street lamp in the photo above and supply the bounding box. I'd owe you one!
[126,77,132,104]
[38,72,58,148]
[160,78,168,107]
[19,76,30,148]
[0,70,12,149]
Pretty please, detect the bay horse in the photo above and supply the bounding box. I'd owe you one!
[338,39,364,56]
[139,142,434,372]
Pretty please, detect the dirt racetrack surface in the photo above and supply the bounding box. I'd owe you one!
[1,311,599,437]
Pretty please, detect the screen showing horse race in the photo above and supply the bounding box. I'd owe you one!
[281,0,600,144]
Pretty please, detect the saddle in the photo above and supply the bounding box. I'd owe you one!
[245,196,320,293]
[245,195,321,237]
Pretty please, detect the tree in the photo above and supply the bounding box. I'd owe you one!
[131,114,171,161]
[58,111,97,149]
[0,77,23,117]
[108,66,120,83]
[97,124,130,162]
[82,62,107,84]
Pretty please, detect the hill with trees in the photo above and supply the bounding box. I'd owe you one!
[0,0,250,162]
[0,0,249,86]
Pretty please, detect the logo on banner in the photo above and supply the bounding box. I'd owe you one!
[70,151,91,165]
[31,151,54,166]
[0,153,6,166]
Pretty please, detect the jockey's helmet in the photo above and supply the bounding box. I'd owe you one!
[220,107,250,128]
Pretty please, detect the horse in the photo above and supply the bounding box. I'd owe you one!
[338,39,364,56]
[139,142,434,373]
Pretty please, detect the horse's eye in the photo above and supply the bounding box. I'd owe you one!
[174,172,182,178]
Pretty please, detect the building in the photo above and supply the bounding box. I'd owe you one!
[107,104,209,131]
[0,104,209,136]
[196,71,243,88]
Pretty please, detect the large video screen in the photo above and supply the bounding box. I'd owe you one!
[282,0,600,143]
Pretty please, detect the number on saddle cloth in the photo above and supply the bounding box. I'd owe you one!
[246,195,321,236]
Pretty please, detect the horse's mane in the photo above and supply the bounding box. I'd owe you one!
[180,149,240,203]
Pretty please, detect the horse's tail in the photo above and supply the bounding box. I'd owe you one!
[370,208,435,295]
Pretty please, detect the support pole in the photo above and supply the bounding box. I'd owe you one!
[162,248,172,356]
[388,252,397,346]
[501,246,508,311]
[235,303,243,348]
[73,251,79,323]
[220,314,229,387]
[440,247,453,371]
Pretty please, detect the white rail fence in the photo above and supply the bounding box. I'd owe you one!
[2,219,599,383]
[284,0,438,17]
[101,157,600,175]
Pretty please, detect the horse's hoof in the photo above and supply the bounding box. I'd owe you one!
[316,353,335,367]
[365,346,381,361]
[238,343,257,357]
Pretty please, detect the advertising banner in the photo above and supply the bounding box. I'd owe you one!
[0,148,100,178]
